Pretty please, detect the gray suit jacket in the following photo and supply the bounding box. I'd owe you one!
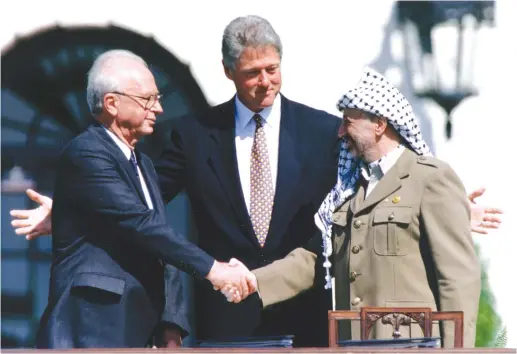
[254,149,481,348]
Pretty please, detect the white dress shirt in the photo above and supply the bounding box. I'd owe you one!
[361,145,406,198]
[234,94,281,213]
[103,127,154,210]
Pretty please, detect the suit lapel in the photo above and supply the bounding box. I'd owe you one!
[352,149,414,215]
[207,100,256,242]
[264,96,302,250]
[91,124,148,206]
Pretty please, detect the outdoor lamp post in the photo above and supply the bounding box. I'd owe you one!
[397,1,495,139]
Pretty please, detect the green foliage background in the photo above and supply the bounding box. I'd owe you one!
[475,248,505,347]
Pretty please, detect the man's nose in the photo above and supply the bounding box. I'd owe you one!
[258,70,270,86]
[152,100,164,114]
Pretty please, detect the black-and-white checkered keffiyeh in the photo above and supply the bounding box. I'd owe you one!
[315,67,431,289]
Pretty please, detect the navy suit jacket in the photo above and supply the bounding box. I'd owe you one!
[37,123,215,348]
[155,95,341,346]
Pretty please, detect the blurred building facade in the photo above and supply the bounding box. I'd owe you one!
[1,0,516,348]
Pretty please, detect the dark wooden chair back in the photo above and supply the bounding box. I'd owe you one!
[328,307,464,348]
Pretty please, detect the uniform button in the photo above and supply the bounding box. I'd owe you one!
[353,219,362,229]
[388,213,395,221]
[351,297,361,306]
[350,271,358,281]
[351,245,360,254]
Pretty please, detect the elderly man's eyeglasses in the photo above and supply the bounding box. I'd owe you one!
[111,91,163,109]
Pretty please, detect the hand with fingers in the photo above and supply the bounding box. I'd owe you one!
[220,258,257,303]
[206,259,256,303]
[468,187,504,234]
[10,189,53,239]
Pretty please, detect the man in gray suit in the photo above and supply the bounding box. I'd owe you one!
[226,67,482,348]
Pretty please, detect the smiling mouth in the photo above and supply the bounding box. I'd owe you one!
[257,89,276,96]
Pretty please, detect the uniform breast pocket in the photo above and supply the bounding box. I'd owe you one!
[372,207,412,256]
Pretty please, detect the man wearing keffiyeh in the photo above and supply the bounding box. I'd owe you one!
[242,67,482,348]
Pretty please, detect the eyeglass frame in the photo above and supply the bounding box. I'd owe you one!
[110,91,163,109]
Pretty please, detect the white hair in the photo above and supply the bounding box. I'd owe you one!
[86,49,148,116]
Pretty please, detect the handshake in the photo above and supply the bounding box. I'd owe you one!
[206,259,257,303]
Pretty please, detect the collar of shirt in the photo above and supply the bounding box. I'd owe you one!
[102,126,155,210]
[234,93,281,131]
[361,144,406,182]
[103,126,133,160]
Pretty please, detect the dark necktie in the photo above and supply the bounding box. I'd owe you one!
[129,150,139,177]
[250,114,274,247]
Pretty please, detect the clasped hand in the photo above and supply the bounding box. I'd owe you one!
[206,258,257,303]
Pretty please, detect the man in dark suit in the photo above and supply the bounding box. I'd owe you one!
[36,49,253,348]
[152,15,340,346]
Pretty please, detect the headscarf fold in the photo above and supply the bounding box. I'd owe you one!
[315,67,431,289]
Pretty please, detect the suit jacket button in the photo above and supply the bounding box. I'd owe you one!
[353,219,362,229]
[351,297,361,306]
[351,245,360,254]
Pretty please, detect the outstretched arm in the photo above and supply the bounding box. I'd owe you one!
[10,156,254,297]
[223,247,317,307]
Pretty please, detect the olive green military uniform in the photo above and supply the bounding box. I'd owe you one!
[254,149,481,348]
